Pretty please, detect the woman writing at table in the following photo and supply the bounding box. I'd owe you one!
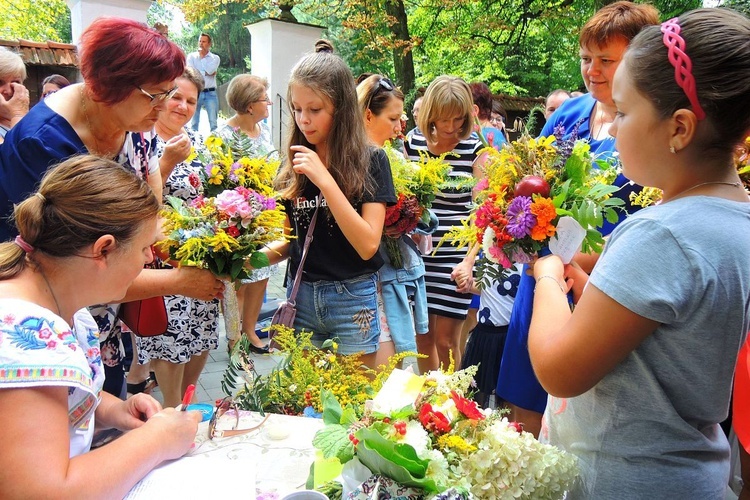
[0,156,200,498]
[0,17,224,399]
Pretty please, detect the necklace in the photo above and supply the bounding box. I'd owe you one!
[80,86,103,156]
[667,181,743,202]
[591,103,614,141]
[38,268,63,318]
[80,86,125,157]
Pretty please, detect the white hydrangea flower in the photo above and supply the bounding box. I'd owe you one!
[402,420,431,457]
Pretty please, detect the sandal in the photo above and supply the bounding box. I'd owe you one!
[126,376,157,395]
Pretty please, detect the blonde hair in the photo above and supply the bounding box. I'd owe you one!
[417,75,474,143]
[0,155,159,279]
[0,47,26,81]
[226,74,269,114]
[275,40,373,202]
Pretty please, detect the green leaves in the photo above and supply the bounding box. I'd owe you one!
[313,425,355,463]
[354,428,440,492]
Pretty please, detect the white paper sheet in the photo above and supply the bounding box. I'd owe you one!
[125,456,256,499]
[548,216,586,264]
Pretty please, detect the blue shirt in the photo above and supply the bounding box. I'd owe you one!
[540,93,641,235]
[0,100,157,241]
[0,101,86,240]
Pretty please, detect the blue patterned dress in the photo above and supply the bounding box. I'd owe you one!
[136,128,220,364]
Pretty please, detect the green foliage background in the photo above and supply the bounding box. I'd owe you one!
[1,0,719,98]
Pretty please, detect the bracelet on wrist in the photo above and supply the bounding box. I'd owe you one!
[535,274,565,293]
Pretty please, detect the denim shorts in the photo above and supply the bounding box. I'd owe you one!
[292,273,380,355]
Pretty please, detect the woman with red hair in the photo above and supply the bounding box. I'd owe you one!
[0,17,225,400]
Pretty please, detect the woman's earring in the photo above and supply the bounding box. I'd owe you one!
[669,145,676,154]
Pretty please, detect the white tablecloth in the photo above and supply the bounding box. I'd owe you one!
[187,410,324,497]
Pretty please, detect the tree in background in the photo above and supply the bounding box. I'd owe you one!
[1,0,71,42]
[5,0,704,101]
[173,0,703,102]
[153,0,263,83]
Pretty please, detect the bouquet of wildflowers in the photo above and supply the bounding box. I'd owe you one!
[221,326,414,416]
[447,126,623,287]
[736,135,750,191]
[311,366,578,499]
[383,146,451,267]
[158,132,287,281]
[201,130,279,197]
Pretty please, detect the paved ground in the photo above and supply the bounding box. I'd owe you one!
[147,262,288,406]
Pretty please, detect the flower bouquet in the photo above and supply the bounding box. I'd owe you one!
[220,325,414,416]
[158,131,287,340]
[447,126,623,287]
[382,146,451,268]
[311,366,578,499]
[737,135,749,191]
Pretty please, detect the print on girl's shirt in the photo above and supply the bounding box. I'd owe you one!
[497,272,520,298]
[293,196,327,211]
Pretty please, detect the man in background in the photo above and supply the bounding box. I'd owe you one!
[187,33,220,132]
[544,89,572,119]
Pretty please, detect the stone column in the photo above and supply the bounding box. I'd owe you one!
[246,18,326,151]
[66,0,153,44]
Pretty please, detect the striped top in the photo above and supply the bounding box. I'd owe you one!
[404,128,482,319]
[404,128,482,224]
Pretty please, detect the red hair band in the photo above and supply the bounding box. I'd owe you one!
[660,18,706,121]
[14,236,34,253]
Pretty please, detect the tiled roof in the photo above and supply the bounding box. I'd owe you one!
[0,39,78,67]
[495,93,544,112]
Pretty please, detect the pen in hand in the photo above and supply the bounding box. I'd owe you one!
[181,384,196,411]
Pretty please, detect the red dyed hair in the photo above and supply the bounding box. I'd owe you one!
[79,17,185,105]
[469,81,493,120]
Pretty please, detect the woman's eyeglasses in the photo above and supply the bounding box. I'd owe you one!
[139,86,179,106]
[208,397,270,440]
[252,95,273,104]
[366,77,395,111]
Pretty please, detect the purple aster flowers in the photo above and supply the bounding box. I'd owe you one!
[506,196,536,238]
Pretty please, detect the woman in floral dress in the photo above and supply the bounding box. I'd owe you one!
[136,67,220,407]
[216,74,279,354]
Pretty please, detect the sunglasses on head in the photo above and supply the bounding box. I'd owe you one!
[138,85,179,106]
[366,77,395,111]
[208,397,270,440]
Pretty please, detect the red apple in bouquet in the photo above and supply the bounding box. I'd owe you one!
[514,175,551,198]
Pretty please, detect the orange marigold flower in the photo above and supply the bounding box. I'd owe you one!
[530,221,556,241]
[530,197,557,224]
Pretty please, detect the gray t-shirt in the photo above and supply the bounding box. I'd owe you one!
[543,196,750,498]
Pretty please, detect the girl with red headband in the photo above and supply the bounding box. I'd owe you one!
[529,8,750,497]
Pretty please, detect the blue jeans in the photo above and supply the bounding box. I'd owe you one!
[192,90,218,131]
[292,274,380,355]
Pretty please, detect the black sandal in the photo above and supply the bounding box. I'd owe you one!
[126,376,157,395]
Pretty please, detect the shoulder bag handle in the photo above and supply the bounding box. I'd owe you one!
[287,195,321,307]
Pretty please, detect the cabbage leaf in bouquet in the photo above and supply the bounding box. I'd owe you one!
[312,367,578,499]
